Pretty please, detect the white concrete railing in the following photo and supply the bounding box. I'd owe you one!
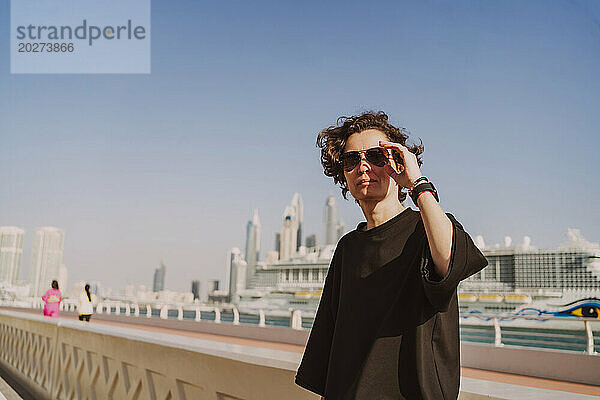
[83,304,600,352]
[0,309,317,400]
[461,313,600,356]
[10,300,599,355]
[86,302,307,328]
[1,306,599,389]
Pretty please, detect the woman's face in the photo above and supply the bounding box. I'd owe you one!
[342,129,397,203]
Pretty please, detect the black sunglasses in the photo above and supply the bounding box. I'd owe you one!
[339,147,389,172]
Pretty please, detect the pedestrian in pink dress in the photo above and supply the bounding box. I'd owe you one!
[42,280,62,318]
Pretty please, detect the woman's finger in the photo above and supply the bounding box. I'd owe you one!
[379,140,407,152]
[384,164,401,181]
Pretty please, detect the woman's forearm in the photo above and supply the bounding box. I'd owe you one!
[417,191,453,277]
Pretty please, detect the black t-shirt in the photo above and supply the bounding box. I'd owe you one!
[295,208,488,399]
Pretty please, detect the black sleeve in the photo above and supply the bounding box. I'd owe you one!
[295,246,340,396]
[420,213,488,312]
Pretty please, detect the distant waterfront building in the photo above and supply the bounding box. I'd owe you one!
[227,248,247,302]
[324,196,339,246]
[280,214,296,261]
[0,226,24,284]
[277,194,303,261]
[274,233,280,258]
[305,234,318,250]
[253,256,330,292]
[191,280,201,300]
[265,251,279,264]
[245,209,261,285]
[248,229,600,312]
[29,227,65,297]
[153,261,166,292]
[207,279,219,293]
[207,280,225,303]
[291,193,303,251]
[460,229,600,292]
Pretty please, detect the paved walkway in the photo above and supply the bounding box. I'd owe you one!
[0,371,26,400]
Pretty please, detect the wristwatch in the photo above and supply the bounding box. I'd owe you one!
[409,181,439,205]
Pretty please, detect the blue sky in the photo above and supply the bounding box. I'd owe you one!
[1,0,599,293]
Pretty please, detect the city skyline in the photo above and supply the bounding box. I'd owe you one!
[1,1,599,292]
[2,195,598,295]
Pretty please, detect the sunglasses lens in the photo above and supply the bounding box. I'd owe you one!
[365,148,388,167]
[340,152,360,171]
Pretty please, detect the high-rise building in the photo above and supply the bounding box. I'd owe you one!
[245,209,261,285]
[153,261,166,292]
[227,248,247,303]
[207,279,219,293]
[280,214,296,260]
[0,226,24,284]
[305,234,318,250]
[324,196,339,246]
[291,193,303,251]
[29,227,65,297]
[278,193,303,260]
[274,233,280,258]
[191,280,201,300]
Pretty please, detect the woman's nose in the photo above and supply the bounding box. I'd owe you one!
[357,153,370,172]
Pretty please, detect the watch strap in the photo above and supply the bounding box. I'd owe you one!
[409,181,439,205]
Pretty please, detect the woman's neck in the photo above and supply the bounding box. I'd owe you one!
[360,197,405,230]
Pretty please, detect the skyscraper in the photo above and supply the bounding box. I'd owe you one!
[191,280,201,300]
[245,209,261,286]
[153,261,166,292]
[30,227,65,297]
[278,193,303,260]
[274,233,281,258]
[291,193,303,251]
[305,234,318,250]
[280,213,296,260]
[0,226,24,284]
[324,195,339,246]
[227,247,247,303]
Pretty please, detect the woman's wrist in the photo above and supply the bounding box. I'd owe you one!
[409,176,428,191]
[410,180,439,205]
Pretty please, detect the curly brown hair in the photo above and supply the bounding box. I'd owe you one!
[316,111,424,202]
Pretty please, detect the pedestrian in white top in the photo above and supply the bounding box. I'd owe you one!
[78,284,96,322]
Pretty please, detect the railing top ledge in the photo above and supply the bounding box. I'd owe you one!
[460,312,600,323]
[0,309,302,371]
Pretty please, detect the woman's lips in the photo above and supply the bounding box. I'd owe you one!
[358,179,376,186]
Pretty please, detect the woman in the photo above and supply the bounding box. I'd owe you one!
[295,111,487,399]
[78,284,96,322]
[42,280,62,318]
